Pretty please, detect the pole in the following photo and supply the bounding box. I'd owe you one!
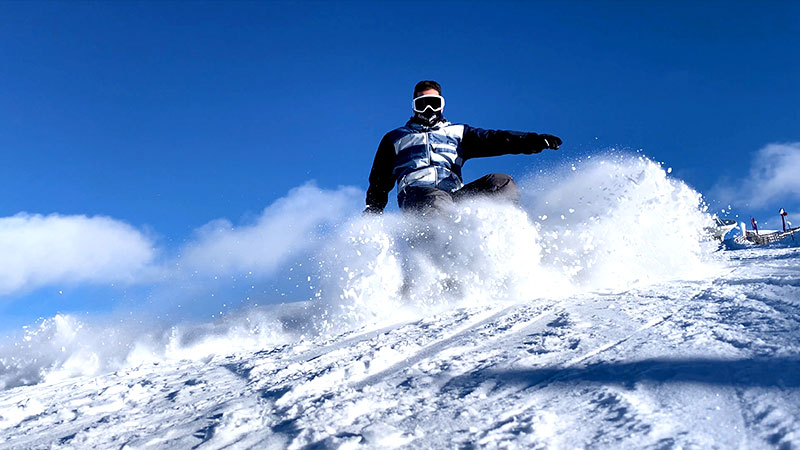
[780,208,788,232]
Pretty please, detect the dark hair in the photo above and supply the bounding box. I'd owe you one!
[413,80,441,97]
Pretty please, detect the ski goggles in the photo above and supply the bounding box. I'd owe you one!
[412,94,445,113]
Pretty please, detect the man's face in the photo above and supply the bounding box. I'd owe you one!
[412,88,444,124]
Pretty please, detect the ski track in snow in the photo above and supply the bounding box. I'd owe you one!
[1,247,799,449]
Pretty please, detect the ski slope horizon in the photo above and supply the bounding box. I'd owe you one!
[2,143,800,333]
[1,153,799,448]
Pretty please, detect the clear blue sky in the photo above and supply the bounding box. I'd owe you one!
[1,1,799,331]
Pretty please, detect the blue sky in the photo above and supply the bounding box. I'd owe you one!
[1,1,799,331]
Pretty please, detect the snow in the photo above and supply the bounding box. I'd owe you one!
[1,155,799,448]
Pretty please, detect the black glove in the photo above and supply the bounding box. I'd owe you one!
[541,134,561,150]
[363,205,383,216]
[525,133,562,152]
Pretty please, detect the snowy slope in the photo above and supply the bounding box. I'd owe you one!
[1,248,799,449]
[1,156,799,449]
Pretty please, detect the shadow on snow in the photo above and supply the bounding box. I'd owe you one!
[443,357,800,394]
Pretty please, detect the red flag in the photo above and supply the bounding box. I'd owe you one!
[751,217,758,232]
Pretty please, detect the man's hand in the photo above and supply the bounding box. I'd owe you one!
[363,205,383,216]
[525,133,562,153]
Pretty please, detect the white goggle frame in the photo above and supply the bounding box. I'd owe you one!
[412,94,445,113]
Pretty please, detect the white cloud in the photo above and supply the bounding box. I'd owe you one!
[0,214,156,296]
[0,183,363,300]
[712,142,800,210]
[743,143,800,204]
[178,183,362,276]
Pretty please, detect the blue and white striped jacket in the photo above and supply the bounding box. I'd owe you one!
[391,120,467,194]
[366,117,542,211]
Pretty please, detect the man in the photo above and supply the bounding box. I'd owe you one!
[365,80,561,214]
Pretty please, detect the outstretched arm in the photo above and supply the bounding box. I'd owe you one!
[365,134,398,213]
[461,125,561,160]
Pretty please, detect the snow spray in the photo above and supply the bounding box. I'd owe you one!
[0,153,722,390]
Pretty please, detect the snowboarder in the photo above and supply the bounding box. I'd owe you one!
[364,80,562,214]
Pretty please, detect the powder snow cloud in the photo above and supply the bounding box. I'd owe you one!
[177,183,362,277]
[0,214,157,296]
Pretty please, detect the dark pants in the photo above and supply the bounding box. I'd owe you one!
[398,173,520,212]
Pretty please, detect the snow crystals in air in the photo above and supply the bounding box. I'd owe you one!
[1,154,799,448]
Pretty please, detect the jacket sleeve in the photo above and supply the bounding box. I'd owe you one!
[461,125,543,160]
[365,134,398,212]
